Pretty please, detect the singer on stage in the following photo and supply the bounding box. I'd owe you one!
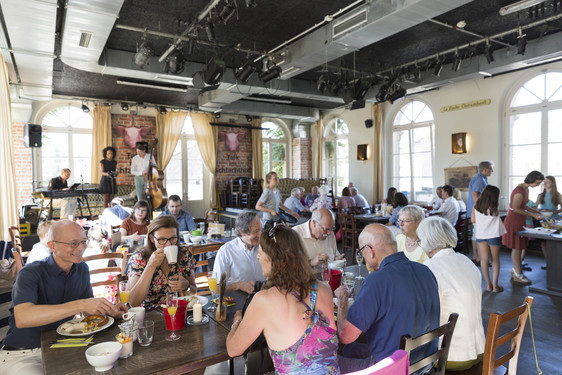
[99,146,118,208]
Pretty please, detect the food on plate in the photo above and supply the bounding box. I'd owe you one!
[83,315,110,329]
[213,296,235,305]
[60,315,108,334]
[187,296,201,308]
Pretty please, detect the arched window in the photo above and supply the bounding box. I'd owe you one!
[262,121,289,177]
[166,116,204,201]
[392,100,435,202]
[38,105,93,186]
[507,71,562,201]
[323,118,349,194]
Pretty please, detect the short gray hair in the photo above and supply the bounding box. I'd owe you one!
[399,205,424,223]
[478,160,494,172]
[291,187,301,196]
[416,217,457,253]
[318,185,329,196]
[235,210,262,236]
[349,187,358,195]
[311,208,335,223]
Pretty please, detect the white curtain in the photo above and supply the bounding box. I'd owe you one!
[0,54,19,241]
[90,104,112,183]
[190,112,217,208]
[155,110,187,169]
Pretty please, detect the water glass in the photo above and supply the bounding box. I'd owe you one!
[138,320,154,346]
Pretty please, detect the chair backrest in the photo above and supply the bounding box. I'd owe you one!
[400,313,458,375]
[482,296,533,375]
[8,225,25,272]
[83,252,126,289]
[205,210,218,222]
[345,349,410,375]
[189,243,222,295]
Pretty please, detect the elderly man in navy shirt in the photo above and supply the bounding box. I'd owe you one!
[336,224,440,373]
[162,194,197,232]
[0,220,126,374]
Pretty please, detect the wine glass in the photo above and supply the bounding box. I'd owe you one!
[356,249,364,274]
[207,273,218,312]
[166,292,180,341]
[119,281,130,307]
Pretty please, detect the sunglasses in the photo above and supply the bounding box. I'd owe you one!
[268,222,289,243]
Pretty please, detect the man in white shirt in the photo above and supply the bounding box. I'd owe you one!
[429,186,444,210]
[283,188,306,215]
[292,208,345,266]
[25,221,53,264]
[100,197,132,228]
[435,185,460,226]
[130,142,153,202]
[212,210,266,294]
[350,187,369,209]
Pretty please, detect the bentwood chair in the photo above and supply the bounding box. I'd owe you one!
[8,225,25,272]
[344,349,410,375]
[83,252,126,300]
[189,243,222,295]
[340,214,359,261]
[401,313,459,375]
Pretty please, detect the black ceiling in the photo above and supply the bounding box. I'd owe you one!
[47,0,562,111]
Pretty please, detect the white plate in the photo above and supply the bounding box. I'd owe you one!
[178,295,209,310]
[57,316,114,337]
[523,227,557,235]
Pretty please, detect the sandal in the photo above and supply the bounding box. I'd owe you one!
[492,286,504,293]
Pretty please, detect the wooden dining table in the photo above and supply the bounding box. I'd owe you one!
[40,309,233,375]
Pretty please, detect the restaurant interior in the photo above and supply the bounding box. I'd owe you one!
[1,0,562,374]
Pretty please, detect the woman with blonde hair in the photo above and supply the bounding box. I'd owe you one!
[256,171,299,223]
[396,205,428,263]
[537,176,562,219]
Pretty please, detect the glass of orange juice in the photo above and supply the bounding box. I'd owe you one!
[207,272,218,312]
[166,292,180,341]
[119,281,130,305]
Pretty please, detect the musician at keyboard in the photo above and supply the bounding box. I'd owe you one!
[48,168,77,219]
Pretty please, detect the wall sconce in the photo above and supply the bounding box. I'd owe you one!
[357,144,369,161]
[452,132,467,154]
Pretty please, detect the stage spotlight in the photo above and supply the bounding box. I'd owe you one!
[81,102,89,113]
[198,56,226,85]
[165,48,185,74]
[351,78,370,101]
[205,22,215,42]
[317,74,330,94]
[484,39,494,63]
[517,26,527,55]
[330,77,346,96]
[235,62,256,83]
[219,1,236,24]
[452,49,462,72]
[159,106,167,115]
[121,102,129,111]
[259,65,282,83]
[133,41,155,68]
[433,59,443,77]
[215,112,221,119]
[387,87,407,104]
[375,85,388,103]
[186,39,195,55]
[246,115,252,122]
[245,0,257,7]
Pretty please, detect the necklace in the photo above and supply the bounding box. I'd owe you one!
[406,237,419,247]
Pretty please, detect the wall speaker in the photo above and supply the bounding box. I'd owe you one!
[365,119,373,129]
[24,124,42,147]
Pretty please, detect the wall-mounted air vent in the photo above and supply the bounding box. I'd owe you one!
[332,8,368,39]
[79,31,93,48]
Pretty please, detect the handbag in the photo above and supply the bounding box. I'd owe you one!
[278,209,298,224]
[0,241,18,282]
[242,283,273,375]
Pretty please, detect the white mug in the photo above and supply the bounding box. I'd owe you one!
[164,245,178,264]
[123,306,145,326]
[183,233,191,243]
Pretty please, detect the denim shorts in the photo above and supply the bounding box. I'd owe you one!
[476,236,502,246]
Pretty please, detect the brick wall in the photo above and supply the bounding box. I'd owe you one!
[12,122,33,206]
[292,137,312,179]
[111,114,156,186]
[215,127,253,192]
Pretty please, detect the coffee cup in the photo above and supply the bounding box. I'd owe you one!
[183,233,191,243]
[122,306,145,326]
[164,245,178,264]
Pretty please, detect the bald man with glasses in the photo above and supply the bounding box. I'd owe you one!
[1,220,126,374]
[292,208,345,266]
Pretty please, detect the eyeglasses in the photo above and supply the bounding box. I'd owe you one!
[152,236,179,245]
[52,239,89,249]
[314,220,333,233]
[398,219,414,225]
[358,243,372,255]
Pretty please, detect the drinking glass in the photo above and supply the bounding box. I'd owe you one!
[138,320,154,346]
[119,281,130,306]
[207,273,218,312]
[198,222,206,233]
[166,292,180,341]
[356,250,364,273]
[342,275,355,297]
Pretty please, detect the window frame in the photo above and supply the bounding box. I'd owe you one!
[261,119,291,178]
[323,118,349,196]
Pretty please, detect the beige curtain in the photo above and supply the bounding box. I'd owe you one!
[0,54,18,241]
[312,117,325,178]
[90,104,112,183]
[251,118,263,179]
[190,112,217,208]
[155,110,187,169]
[372,103,385,203]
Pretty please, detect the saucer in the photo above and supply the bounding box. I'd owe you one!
[186,314,209,326]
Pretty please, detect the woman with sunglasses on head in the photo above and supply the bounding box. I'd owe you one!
[226,225,339,374]
[127,215,197,309]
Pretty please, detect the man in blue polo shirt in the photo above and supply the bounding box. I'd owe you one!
[467,161,494,264]
[336,224,440,373]
[162,195,197,232]
[0,220,126,374]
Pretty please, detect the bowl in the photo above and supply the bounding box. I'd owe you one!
[190,236,202,244]
[85,342,122,372]
[328,259,345,269]
[541,211,553,218]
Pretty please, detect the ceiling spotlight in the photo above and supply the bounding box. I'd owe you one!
[215,112,221,119]
[235,62,256,83]
[158,106,167,115]
[350,78,370,101]
[133,41,155,68]
[259,65,282,83]
[246,115,252,122]
[452,49,462,72]
[81,102,89,113]
[245,0,257,7]
[121,102,129,111]
[219,1,236,24]
[387,87,407,104]
[204,22,215,42]
[204,56,226,85]
[330,77,346,96]
[186,39,195,55]
[517,26,527,55]
[165,48,185,74]
[317,74,330,94]
[375,84,389,102]
[433,58,443,77]
[484,38,494,63]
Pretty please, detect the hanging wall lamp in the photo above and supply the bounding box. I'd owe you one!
[452,132,467,154]
[357,144,369,161]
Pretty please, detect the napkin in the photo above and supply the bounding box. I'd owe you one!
[50,336,94,348]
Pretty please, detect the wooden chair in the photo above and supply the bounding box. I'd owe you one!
[8,225,25,272]
[340,214,359,262]
[189,244,221,295]
[454,211,468,254]
[344,349,409,375]
[83,252,126,299]
[400,313,459,375]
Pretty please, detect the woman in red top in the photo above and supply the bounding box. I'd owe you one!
[502,170,544,284]
[120,200,150,244]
